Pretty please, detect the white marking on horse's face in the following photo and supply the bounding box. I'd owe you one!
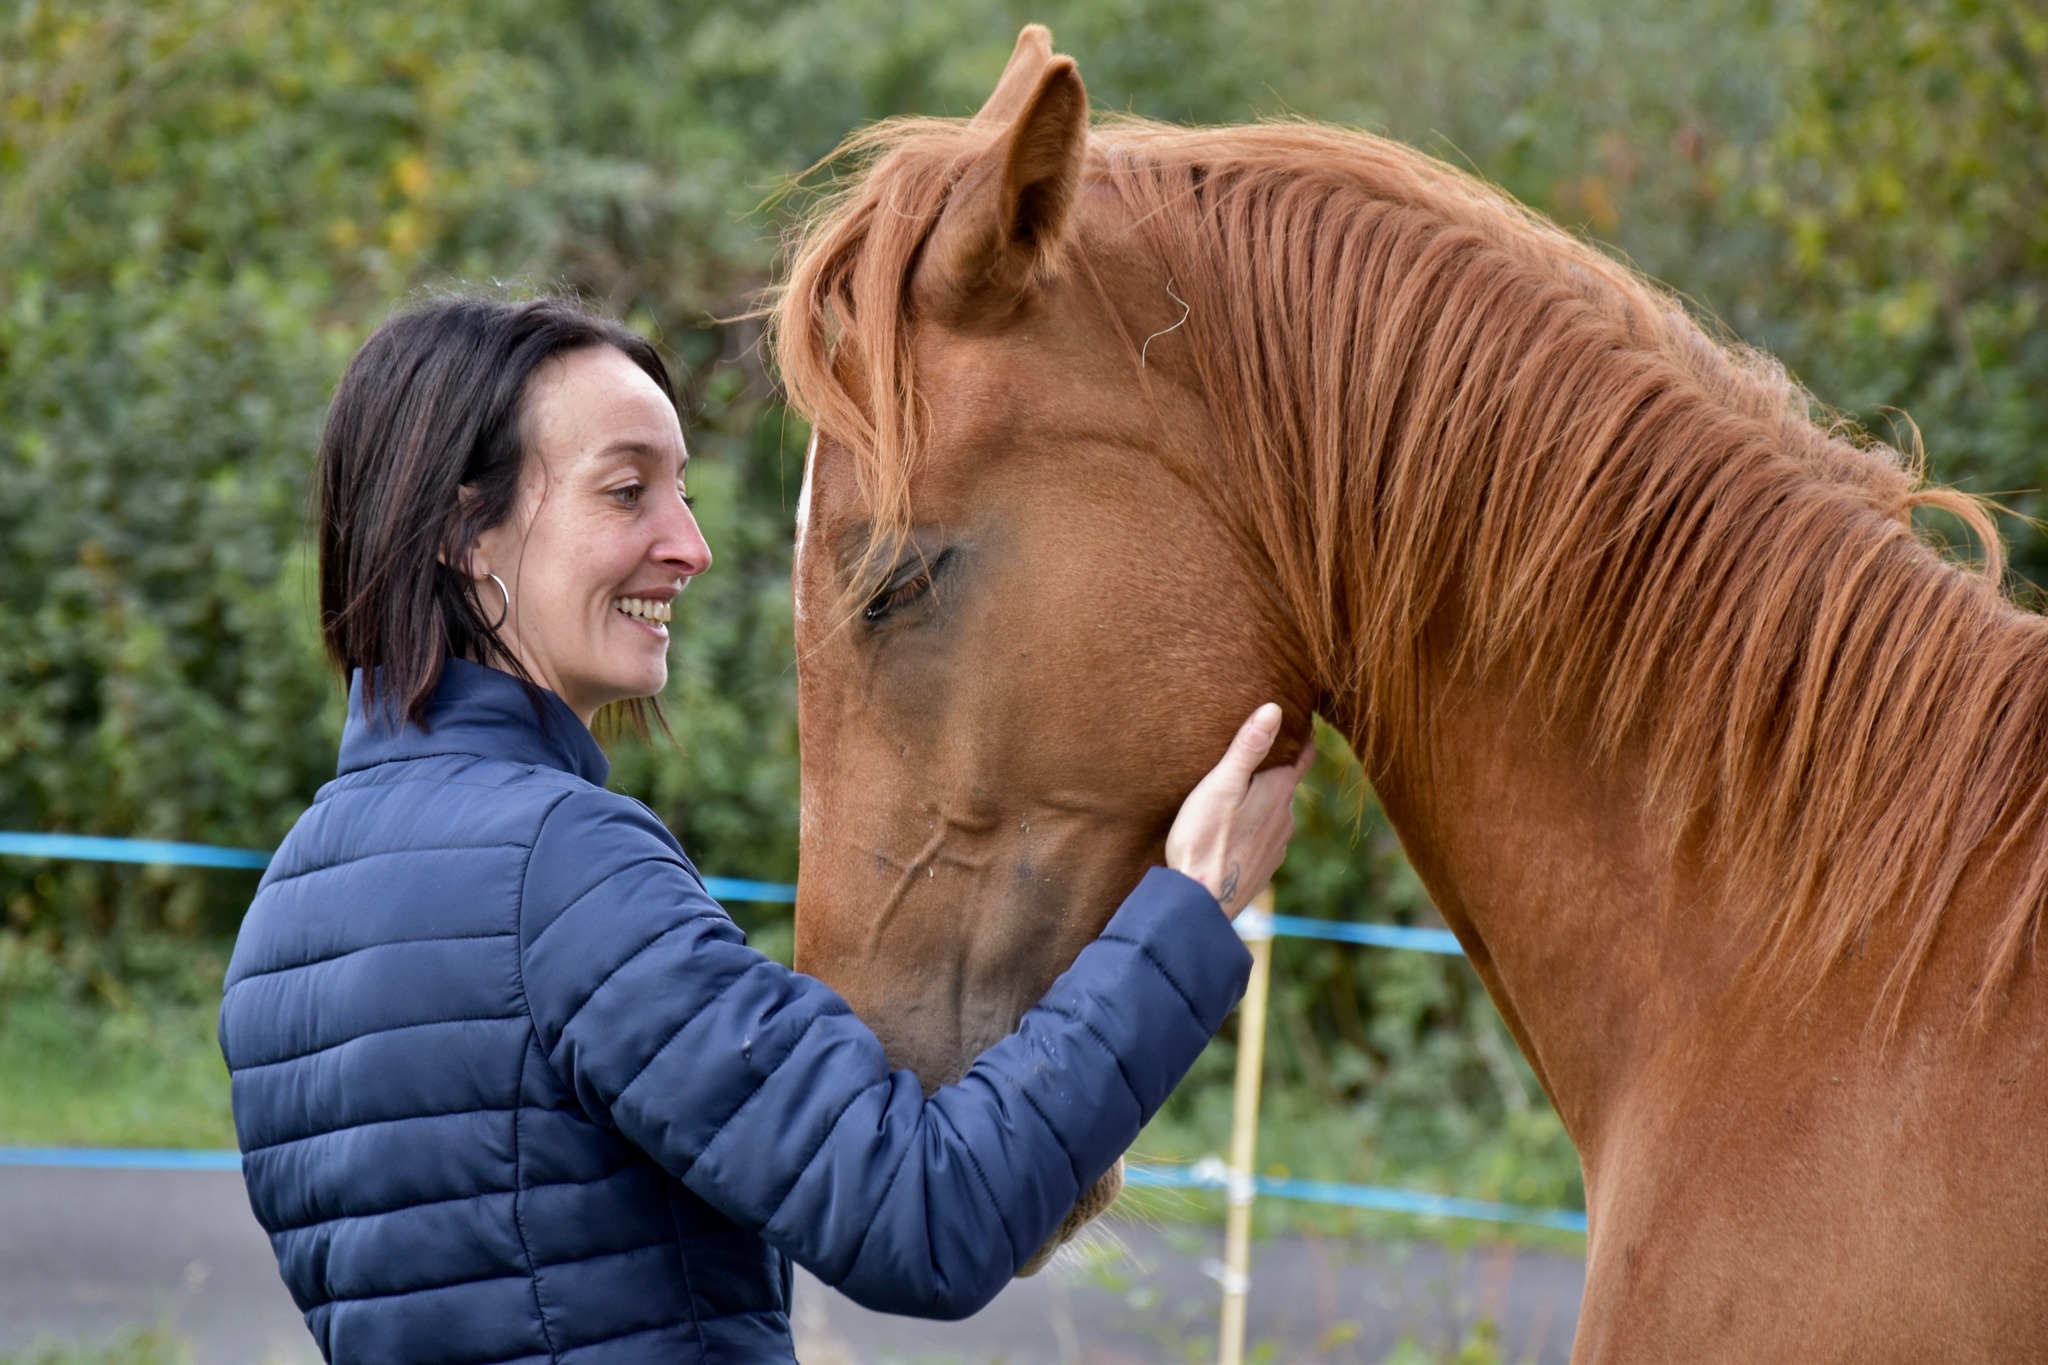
[793,430,818,621]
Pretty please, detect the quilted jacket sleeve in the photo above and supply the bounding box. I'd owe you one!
[518,789,1249,1320]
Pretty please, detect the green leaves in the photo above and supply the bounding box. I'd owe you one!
[1747,0,2048,576]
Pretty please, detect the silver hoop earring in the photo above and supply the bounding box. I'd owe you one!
[481,573,510,630]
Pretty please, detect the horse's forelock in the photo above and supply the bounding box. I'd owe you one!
[772,119,987,618]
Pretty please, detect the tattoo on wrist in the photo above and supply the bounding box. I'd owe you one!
[1218,861,1241,906]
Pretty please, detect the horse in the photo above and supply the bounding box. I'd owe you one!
[770,25,2048,1359]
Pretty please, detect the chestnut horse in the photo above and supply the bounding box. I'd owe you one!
[773,26,2048,1359]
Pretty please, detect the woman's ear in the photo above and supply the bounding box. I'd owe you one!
[439,484,487,575]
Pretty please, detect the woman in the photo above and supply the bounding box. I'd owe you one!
[219,294,1311,1364]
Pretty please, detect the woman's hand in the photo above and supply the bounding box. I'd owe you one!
[1166,703,1316,918]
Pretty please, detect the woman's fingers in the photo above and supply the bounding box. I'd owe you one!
[1238,728,1315,825]
[1211,702,1283,789]
[1165,704,1315,916]
[1247,734,1314,800]
[1241,741,1311,864]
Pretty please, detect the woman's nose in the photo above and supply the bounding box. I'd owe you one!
[657,494,713,578]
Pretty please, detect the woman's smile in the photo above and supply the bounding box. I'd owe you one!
[614,591,676,634]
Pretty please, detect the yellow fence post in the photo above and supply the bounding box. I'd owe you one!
[1217,888,1275,1365]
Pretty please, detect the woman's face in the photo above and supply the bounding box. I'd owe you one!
[470,344,711,725]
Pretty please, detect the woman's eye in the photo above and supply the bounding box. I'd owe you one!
[612,484,644,507]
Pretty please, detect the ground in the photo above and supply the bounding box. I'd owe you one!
[0,1166,1584,1364]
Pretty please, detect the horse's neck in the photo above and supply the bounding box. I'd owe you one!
[1345,664,1745,1158]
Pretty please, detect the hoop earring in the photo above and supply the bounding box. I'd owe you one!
[481,573,510,630]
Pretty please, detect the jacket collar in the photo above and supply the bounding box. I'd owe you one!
[337,658,611,787]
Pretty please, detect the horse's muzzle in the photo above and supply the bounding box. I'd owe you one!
[1016,1157,1124,1277]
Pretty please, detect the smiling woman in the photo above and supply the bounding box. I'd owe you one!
[466,345,711,725]
[312,296,695,735]
[216,292,1313,1364]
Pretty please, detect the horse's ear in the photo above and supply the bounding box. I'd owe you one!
[916,34,1087,319]
[972,25,1058,129]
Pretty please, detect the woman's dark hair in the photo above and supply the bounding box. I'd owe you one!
[317,292,678,729]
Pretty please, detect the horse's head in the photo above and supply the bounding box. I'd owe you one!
[780,24,1312,1132]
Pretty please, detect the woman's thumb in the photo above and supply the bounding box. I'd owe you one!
[1215,703,1284,785]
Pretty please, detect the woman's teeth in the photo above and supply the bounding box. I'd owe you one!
[614,597,672,625]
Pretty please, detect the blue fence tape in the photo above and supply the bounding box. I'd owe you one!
[1,835,1461,933]
[1267,914,1464,956]
[0,832,796,904]
[0,833,272,870]
[0,1148,1582,1232]
[698,876,798,905]
[1122,1162,1586,1233]
[0,1147,243,1172]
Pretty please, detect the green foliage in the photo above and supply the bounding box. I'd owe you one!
[0,1328,191,1365]
[1378,1318,1504,1365]
[2,0,2040,1232]
[0,0,832,949]
[0,933,235,1148]
[1745,0,2048,580]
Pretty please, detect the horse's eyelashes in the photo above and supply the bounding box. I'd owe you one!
[863,547,954,624]
[862,575,929,622]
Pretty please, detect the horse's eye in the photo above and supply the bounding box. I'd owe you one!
[863,548,952,623]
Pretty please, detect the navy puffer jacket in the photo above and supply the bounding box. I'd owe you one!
[219,660,1250,1363]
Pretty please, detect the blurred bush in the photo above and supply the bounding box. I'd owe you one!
[1749,1,2048,572]
[2,0,2040,1201]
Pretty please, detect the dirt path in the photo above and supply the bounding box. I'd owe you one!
[0,1166,1583,1362]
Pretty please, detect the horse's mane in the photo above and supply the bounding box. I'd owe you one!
[773,114,2048,1006]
